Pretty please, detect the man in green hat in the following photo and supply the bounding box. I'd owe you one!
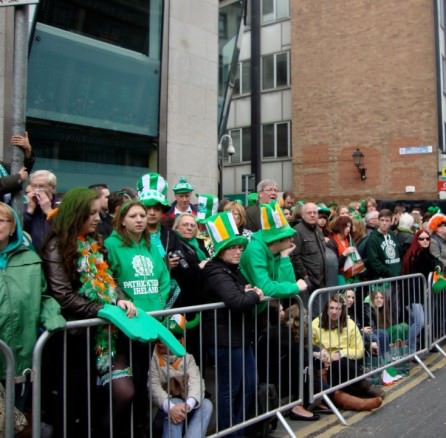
[240,202,307,298]
[167,176,197,224]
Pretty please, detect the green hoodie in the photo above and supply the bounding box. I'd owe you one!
[105,230,170,312]
[240,231,299,298]
[0,208,65,379]
[366,229,401,278]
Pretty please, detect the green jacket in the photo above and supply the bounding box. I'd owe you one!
[105,231,170,312]
[240,232,299,298]
[366,229,401,279]
[0,244,65,379]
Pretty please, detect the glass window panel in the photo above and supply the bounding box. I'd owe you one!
[276,52,289,87]
[263,124,275,158]
[229,129,241,163]
[276,0,290,19]
[262,55,275,90]
[242,128,252,162]
[241,61,251,94]
[277,123,289,157]
[36,0,155,55]
[262,0,274,22]
[234,64,241,96]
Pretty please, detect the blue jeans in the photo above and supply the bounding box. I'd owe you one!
[162,398,213,438]
[212,346,257,437]
[407,303,424,353]
[364,329,390,356]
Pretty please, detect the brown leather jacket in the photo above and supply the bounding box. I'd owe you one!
[42,237,123,320]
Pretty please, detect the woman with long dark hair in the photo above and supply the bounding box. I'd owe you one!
[42,188,136,437]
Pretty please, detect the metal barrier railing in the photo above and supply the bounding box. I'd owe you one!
[428,271,446,357]
[0,339,16,438]
[31,296,305,438]
[308,274,434,425]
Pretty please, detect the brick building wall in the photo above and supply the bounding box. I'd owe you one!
[291,0,439,203]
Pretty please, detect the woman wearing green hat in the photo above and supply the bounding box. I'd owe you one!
[202,211,264,435]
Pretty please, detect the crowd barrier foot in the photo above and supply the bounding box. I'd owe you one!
[433,343,446,358]
[322,393,347,426]
[413,354,435,379]
[276,411,297,437]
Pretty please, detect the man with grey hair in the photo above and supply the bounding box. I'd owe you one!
[245,179,279,231]
[365,210,379,235]
[290,202,326,312]
[24,169,58,253]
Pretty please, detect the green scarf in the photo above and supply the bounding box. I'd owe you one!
[176,234,208,262]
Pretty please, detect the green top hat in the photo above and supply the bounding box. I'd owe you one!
[260,202,296,244]
[205,211,248,258]
[196,193,219,223]
[136,172,171,210]
[173,176,193,194]
[136,172,168,197]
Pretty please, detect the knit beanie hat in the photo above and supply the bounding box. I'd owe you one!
[259,202,296,244]
[173,177,193,194]
[205,211,248,257]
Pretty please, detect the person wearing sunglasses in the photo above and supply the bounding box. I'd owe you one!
[403,229,442,353]
[428,213,446,268]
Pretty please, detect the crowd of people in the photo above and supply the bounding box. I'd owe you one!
[1,133,445,437]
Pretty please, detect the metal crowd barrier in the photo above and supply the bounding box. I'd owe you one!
[308,274,434,425]
[31,296,305,438]
[0,339,15,438]
[428,272,446,357]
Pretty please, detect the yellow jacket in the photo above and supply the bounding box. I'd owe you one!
[312,316,364,360]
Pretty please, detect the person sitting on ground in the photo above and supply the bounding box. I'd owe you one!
[312,294,384,411]
[149,314,213,438]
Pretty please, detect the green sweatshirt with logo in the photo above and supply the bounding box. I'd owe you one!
[366,229,401,279]
[105,231,170,312]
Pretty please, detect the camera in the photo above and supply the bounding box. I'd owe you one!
[168,250,189,269]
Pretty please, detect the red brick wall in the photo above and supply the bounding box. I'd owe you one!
[291,0,439,203]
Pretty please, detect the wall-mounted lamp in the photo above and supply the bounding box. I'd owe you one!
[218,134,235,199]
[352,148,367,180]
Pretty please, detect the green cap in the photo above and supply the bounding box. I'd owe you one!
[173,176,193,194]
[317,203,331,216]
[205,211,248,258]
[247,192,258,207]
[259,202,296,244]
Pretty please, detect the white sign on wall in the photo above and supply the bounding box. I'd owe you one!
[0,0,39,7]
[399,145,433,155]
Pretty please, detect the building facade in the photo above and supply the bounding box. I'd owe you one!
[0,0,223,197]
[291,0,446,202]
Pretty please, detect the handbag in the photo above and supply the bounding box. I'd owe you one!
[0,382,28,434]
[343,243,366,279]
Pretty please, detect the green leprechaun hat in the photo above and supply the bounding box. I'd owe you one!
[205,211,248,258]
[432,268,446,294]
[173,176,193,194]
[260,202,296,244]
[136,172,171,210]
[247,192,258,207]
[196,193,219,224]
[166,313,201,337]
[317,203,331,217]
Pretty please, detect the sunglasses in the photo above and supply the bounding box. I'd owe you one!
[418,237,430,241]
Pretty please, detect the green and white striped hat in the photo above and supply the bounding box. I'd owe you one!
[196,193,219,224]
[173,176,193,194]
[205,211,248,257]
[136,172,170,209]
[260,202,296,243]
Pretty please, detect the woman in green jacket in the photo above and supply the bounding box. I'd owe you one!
[0,201,64,414]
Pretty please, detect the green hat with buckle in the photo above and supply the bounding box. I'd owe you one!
[260,202,296,244]
[196,193,219,224]
[173,176,194,194]
[136,172,170,210]
[205,211,248,258]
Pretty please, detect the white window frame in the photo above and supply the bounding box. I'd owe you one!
[262,121,291,159]
[234,60,251,96]
[262,51,290,91]
[227,127,251,164]
[261,0,290,24]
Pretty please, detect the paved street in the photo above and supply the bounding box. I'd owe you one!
[272,351,446,437]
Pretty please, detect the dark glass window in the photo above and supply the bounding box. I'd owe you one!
[277,122,289,157]
[37,0,150,54]
[263,124,275,158]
